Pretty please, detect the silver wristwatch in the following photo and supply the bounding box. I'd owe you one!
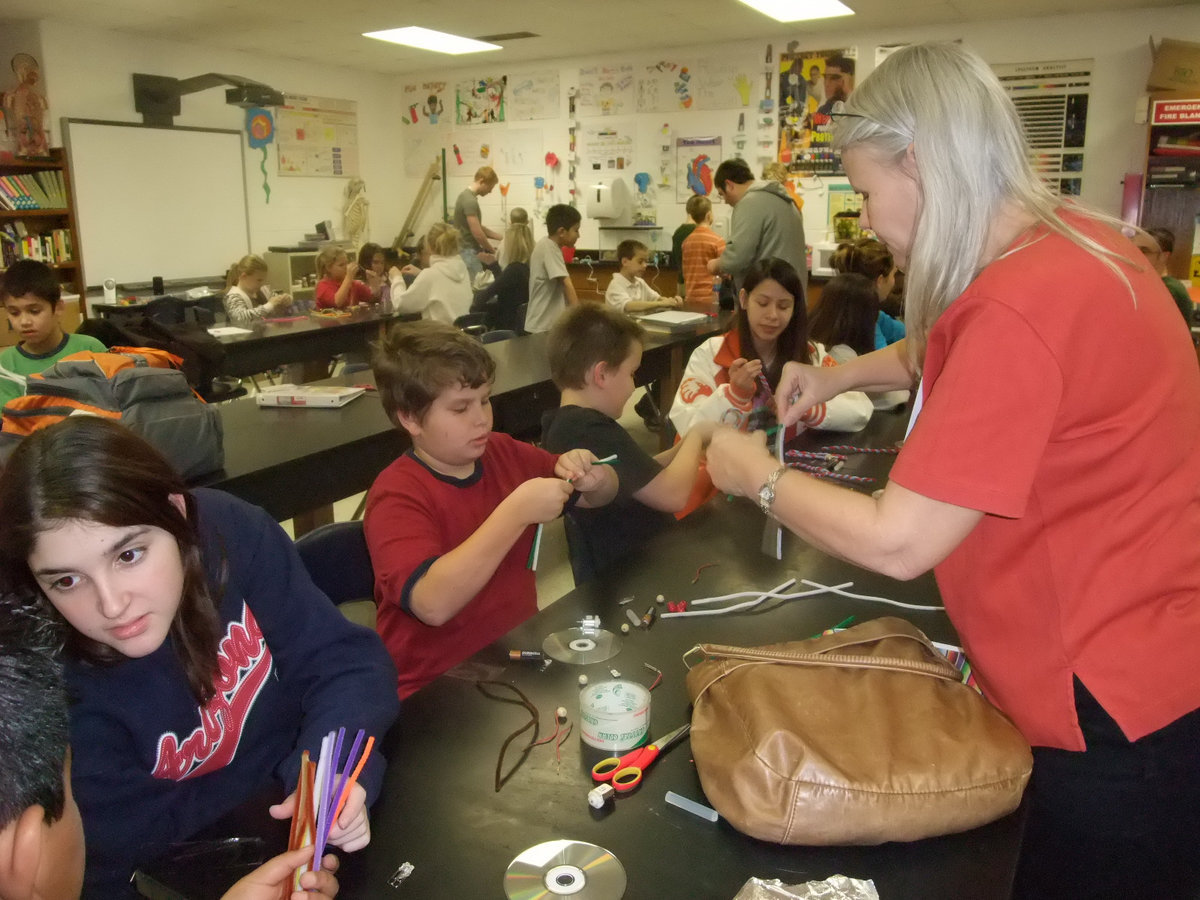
[757,465,788,515]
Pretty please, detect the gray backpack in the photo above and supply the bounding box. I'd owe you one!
[0,347,224,479]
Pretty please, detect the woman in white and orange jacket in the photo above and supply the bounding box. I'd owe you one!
[669,257,872,437]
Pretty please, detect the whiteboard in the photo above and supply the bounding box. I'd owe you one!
[63,120,250,286]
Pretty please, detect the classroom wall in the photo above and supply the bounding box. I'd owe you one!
[23,18,409,280]
[397,4,1199,257]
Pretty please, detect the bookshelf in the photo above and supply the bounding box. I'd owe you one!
[264,249,319,307]
[0,148,86,301]
[1141,93,1200,285]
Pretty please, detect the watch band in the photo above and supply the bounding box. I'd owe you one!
[758,465,788,515]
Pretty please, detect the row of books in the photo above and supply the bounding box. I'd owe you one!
[0,170,68,210]
[0,222,73,266]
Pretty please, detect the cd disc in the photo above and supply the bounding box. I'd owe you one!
[504,839,627,899]
[543,628,621,664]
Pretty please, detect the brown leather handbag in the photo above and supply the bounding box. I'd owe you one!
[684,617,1032,845]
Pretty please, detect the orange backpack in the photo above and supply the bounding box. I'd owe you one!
[0,347,225,479]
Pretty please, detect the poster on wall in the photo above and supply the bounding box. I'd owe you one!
[637,61,693,113]
[506,71,561,120]
[448,129,544,175]
[777,47,856,172]
[993,58,1091,196]
[676,136,721,202]
[577,65,634,117]
[276,94,360,178]
[693,62,755,110]
[402,130,448,178]
[581,122,636,172]
[456,76,507,125]
[400,80,450,126]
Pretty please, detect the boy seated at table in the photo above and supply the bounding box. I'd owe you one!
[0,259,105,408]
[364,320,618,699]
[0,588,340,900]
[541,304,716,582]
[604,240,683,315]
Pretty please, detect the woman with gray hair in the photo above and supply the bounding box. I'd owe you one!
[706,41,1200,899]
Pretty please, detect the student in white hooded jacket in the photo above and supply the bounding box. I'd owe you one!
[389,222,474,325]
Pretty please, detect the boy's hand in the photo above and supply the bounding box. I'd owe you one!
[510,477,574,525]
[220,847,339,900]
[688,419,719,446]
[728,358,762,401]
[269,781,370,852]
[555,449,600,485]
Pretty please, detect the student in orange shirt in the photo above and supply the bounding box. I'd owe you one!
[680,196,726,306]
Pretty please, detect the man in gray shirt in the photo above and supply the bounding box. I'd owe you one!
[453,166,502,281]
[706,158,807,297]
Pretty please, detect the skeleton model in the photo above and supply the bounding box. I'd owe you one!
[343,177,369,248]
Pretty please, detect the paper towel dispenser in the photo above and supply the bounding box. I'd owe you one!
[587,178,631,220]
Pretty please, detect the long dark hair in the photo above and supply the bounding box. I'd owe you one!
[809,273,879,356]
[735,257,808,390]
[0,417,222,704]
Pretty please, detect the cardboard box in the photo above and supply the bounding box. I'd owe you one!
[1148,38,1200,94]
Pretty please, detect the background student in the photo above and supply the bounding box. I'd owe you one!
[808,272,909,409]
[453,166,502,279]
[472,216,533,333]
[526,204,582,334]
[1131,226,1194,325]
[542,305,716,582]
[604,240,683,314]
[0,416,400,895]
[706,42,1200,900]
[356,242,387,301]
[830,237,906,348]
[670,257,871,437]
[0,591,341,900]
[680,196,726,306]
[223,254,293,324]
[314,247,372,310]
[388,222,473,325]
[364,321,617,699]
[495,207,530,270]
[0,259,105,408]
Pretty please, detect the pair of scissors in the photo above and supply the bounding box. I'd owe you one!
[591,723,691,793]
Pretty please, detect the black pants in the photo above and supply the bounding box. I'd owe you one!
[1013,678,1200,900]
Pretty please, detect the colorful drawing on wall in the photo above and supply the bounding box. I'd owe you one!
[692,63,754,110]
[777,47,856,167]
[637,61,693,113]
[401,80,450,126]
[1,53,50,158]
[676,136,722,202]
[456,76,506,125]
[577,65,634,117]
[245,107,275,203]
[506,71,561,120]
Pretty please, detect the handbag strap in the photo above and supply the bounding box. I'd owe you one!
[687,634,961,683]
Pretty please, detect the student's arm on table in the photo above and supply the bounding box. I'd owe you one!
[704,427,981,581]
[636,421,717,512]
[221,848,340,900]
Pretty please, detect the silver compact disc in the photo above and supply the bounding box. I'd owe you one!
[543,627,621,665]
[504,839,627,899]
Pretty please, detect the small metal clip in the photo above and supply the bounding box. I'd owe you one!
[388,861,415,888]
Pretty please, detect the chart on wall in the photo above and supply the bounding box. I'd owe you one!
[676,137,721,202]
[449,129,544,175]
[637,61,694,113]
[577,65,634,117]
[456,76,507,124]
[693,63,755,110]
[276,94,360,177]
[777,47,856,174]
[506,71,560,120]
[580,122,636,173]
[994,59,1091,196]
[400,80,450,126]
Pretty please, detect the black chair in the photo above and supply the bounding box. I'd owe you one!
[516,303,528,335]
[293,520,377,629]
[454,313,488,338]
[562,513,598,586]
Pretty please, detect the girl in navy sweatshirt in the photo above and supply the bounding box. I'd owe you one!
[0,416,400,897]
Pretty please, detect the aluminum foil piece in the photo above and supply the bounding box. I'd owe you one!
[732,875,879,900]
